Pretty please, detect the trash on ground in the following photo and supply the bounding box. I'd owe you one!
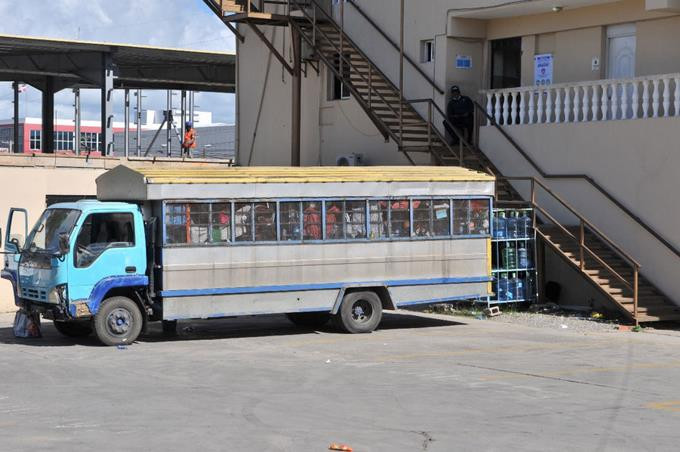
[590,312,604,319]
[117,345,128,350]
[560,324,568,329]
[329,443,353,451]
[618,325,632,332]
[13,309,41,338]
[484,306,501,317]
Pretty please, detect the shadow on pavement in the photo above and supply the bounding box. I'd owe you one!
[0,312,466,347]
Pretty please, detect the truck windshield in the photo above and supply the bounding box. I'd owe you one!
[25,208,81,253]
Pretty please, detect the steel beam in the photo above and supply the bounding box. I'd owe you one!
[124,88,130,158]
[74,88,81,155]
[291,26,301,167]
[12,82,19,153]
[41,76,55,153]
[166,90,172,157]
[136,89,142,156]
[101,53,114,156]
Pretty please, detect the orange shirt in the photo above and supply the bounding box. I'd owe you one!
[184,129,196,148]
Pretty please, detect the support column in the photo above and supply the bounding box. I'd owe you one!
[166,90,172,157]
[74,88,81,155]
[124,88,130,158]
[12,82,19,153]
[181,89,187,148]
[101,53,114,156]
[291,26,302,167]
[189,91,195,125]
[135,89,142,156]
[42,76,55,153]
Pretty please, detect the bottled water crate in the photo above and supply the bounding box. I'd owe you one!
[491,207,538,304]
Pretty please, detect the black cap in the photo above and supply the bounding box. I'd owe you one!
[451,85,461,93]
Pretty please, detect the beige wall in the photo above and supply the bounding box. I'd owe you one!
[479,117,680,306]
[636,15,680,75]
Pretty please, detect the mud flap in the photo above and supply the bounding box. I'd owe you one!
[13,308,42,338]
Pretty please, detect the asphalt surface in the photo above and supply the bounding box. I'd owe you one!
[1,311,680,451]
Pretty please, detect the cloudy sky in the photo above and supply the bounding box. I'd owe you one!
[0,0,235,124]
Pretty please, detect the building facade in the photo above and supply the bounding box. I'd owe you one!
[213,0,680,317]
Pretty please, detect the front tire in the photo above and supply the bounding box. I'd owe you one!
[53,320,92,337]
[93,296,143,346]
[333,291,382,334]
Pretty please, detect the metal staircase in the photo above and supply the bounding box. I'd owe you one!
[203,0,680,323]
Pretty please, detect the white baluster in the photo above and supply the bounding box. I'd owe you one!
[510,91,518,125]
[563,87,571,122]
[555,88,563,123]
[611,82,619,120]
[581,86,589,122]
[493,92,501,124]
[674,76,680,117]
[528,90,536,124]
[642,80,650,118]
[621,81,629,120]
[652,78,660,118]
[536,89,544,124]
[572,86,580,122]
[518,91,526,125]
[546,89,554,123]
[662,77,671,117]
[485,92,493,125]
[600,83,608,120]
[502,92,510,125]
[590,84,599,120]
[631,81,639,119]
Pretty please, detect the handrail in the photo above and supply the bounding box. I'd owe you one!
[505,176,641,269]
[476,100,680,261]
[407,98,470,165]
[345,0,444,95]
[505,176,640,320]
[289,1,400,131]
[287,3,398,145]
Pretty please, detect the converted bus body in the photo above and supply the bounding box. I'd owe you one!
[2,166,495,345]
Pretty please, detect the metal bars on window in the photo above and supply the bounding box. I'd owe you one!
[163,198,490,246]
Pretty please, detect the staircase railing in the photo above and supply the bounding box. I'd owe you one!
[503,176,641,322]
[475,100,680,261]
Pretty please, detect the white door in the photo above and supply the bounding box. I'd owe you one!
[607,24,636,118]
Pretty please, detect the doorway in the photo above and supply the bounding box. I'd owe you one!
[490,37,522,89]
[607,24,636,80]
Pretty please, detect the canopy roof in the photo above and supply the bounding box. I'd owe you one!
[0,34,235,92]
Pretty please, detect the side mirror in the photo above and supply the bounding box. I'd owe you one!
[5,208,28,254]
[58,233,70,256]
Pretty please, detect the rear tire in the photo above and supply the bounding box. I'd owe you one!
[53,320,92,337]
[93,296,143,346]
[333,291,382,334]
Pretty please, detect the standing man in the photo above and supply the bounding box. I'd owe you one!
[182,121,196,157]
[445,85,474,145]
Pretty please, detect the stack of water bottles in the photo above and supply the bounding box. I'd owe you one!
[492,209,536,303]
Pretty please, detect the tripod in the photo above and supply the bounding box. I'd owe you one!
[144,110,190,157]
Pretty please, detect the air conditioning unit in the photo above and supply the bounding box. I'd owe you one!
[336,153,363,166]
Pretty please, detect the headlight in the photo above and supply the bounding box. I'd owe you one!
[48,285,66,304]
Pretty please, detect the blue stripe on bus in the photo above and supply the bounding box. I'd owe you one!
[159,276,491,298]
[396,294,485,307]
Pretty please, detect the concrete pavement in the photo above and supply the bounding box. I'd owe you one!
[1,311,679,451]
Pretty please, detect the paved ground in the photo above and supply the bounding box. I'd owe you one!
[1,311,680,452]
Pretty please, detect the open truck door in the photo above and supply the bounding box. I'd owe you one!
[2,208,28,306]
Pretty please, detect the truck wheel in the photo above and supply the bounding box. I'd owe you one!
[53,320,92,337]
[286,312,330,329]
[333,291,382,334]
[93,296,143,346]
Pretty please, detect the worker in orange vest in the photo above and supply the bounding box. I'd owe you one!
[182,121,196,157]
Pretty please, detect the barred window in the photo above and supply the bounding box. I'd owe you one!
[280,202,301,241]
[211,203,231,243]
[369,200,388,240]
[345,201,366,239]
[234,203,253,242]
[389,199,410,238]
[254,202,276,241]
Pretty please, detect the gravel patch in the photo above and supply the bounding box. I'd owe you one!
[487,311,621,334]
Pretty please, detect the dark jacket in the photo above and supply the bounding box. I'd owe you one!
[446,95,474,123]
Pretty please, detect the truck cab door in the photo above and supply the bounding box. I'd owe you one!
[67,210,147,311]
[2,208,28,305]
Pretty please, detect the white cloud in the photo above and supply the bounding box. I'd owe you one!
[0,0,235,123]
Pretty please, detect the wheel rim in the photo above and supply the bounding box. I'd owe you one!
[351,299,373,324]
[107,308,133,336]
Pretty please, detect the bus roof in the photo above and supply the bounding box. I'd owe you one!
[97,165,495,201]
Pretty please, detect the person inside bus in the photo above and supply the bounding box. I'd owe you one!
[303,202,322,240]
[326,202,342,239]
[255,203,276,241]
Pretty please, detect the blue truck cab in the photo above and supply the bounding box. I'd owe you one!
[2,200,153,345]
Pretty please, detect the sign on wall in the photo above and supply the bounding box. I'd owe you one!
[534,53,553,85]
[456,55,472,69]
